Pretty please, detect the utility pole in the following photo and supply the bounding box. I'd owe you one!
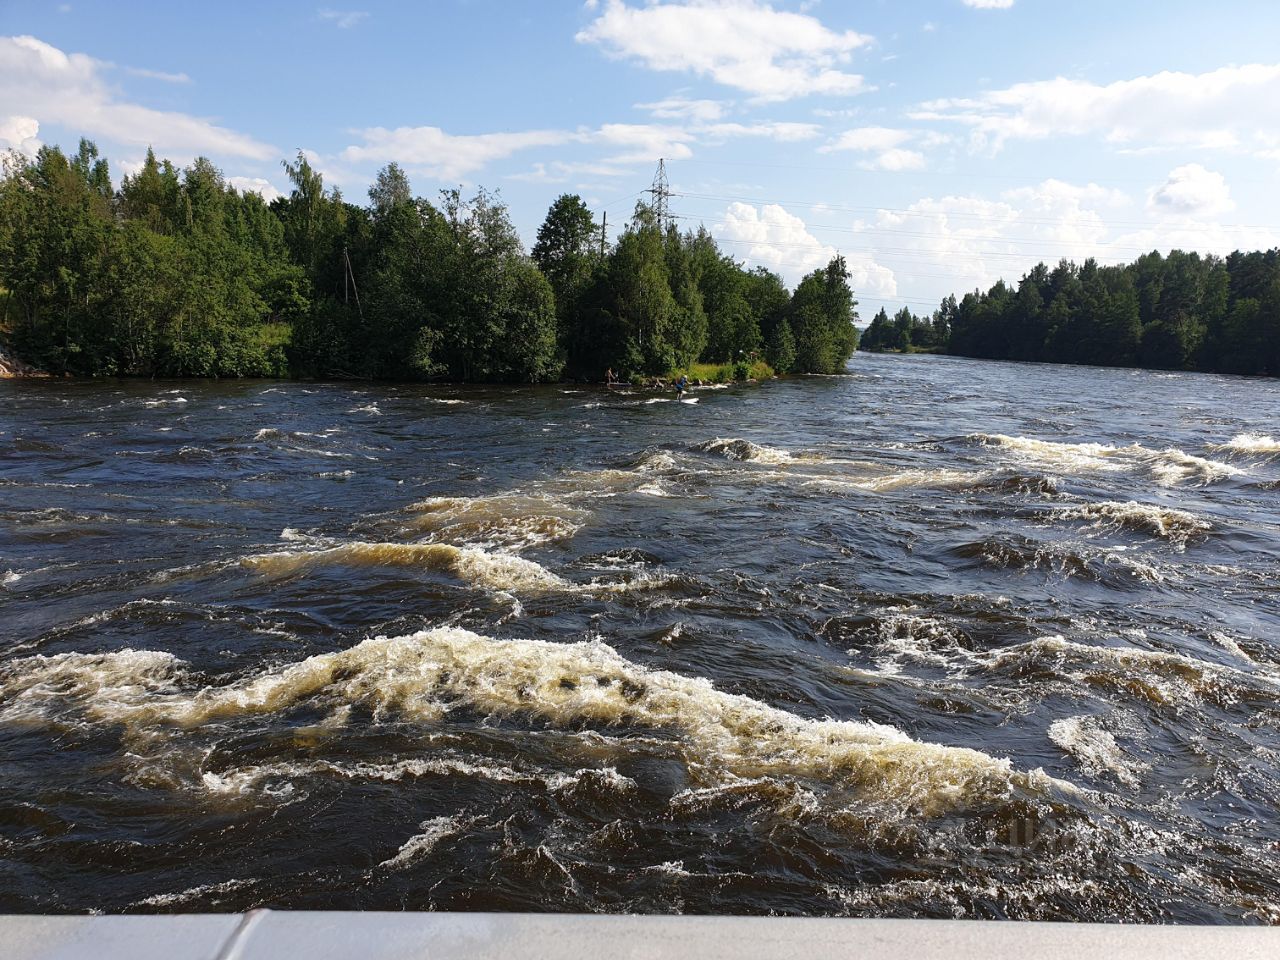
[600,211,607,258]
[343,245,363,320]
[645,158,670,231]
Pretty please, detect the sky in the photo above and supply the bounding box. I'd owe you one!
[3,0,1280,320]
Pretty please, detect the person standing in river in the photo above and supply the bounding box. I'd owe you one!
[675,374,689,400]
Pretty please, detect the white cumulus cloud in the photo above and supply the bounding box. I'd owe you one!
[577,0,873,102]
[1146,164,1234,217]
[0,35,275,160]
[715,201,897,295]
[227,176,285,203]
[858,180,1127,297]
[913,62,1280,156]
[0,115,42,155]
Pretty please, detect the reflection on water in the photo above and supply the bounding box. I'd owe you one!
[2,353,1280,922]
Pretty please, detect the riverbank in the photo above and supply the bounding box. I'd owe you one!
[0,343,49,378]
[0,347,775,387]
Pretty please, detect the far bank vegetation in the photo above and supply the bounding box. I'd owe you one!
[861,251,1280,376]
[0,140,860,382]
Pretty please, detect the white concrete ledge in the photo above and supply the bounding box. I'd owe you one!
[3,911,1277,960]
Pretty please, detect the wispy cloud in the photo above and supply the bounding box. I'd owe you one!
[341,126,576,181]
[318,9,369,29]
[123,66,191,84]
[342,115,828,182]
[635,96,728,122]
[820,126,930,171]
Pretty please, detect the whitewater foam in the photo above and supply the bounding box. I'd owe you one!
[963,536,1168,585]
[1212,433,1280,456]
[973,434,1241,486]
[698,438,816,465]
[0,628,1066,816]
[863,614,978,673]
[1049,716,1148,788]
[380,815,476,870]
[805,468,989,494]
[136,877,257,908]
[1055,501,1210,547]
[406,494,586,550]
[240,541,570,593]
[984,635,1262,706]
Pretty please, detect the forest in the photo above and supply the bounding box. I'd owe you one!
[860,249,1280,376]
[0,140,859,381]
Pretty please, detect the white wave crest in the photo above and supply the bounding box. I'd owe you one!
[805,468,987,494]
[985,635,1260,706]
[1212,433,1280,456]
[136,877,257,908]
[1048,716,1148,788]
[240,541,570,593]
[1055,500,1210,546]
[380,815,476,870]
[698,438,817,465]
[0,648,185,726]
[864,614,977,673]
[972,434,1241,486]
[0,628,1066,816]
[406,494,586,550]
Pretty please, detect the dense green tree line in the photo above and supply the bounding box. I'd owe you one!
[861,250,1280,376]
[0,140,860,380]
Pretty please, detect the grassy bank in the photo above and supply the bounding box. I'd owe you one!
[673,359,776,384]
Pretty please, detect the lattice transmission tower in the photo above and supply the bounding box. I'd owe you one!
[646,158,671,230]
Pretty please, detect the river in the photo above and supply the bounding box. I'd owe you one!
[2,353,1279,921]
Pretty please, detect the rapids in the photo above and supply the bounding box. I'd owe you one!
[2,354,1280,921]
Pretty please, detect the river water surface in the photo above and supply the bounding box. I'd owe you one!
[2,353,1279,921]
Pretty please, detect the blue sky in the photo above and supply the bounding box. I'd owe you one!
[3,0,1280,319]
